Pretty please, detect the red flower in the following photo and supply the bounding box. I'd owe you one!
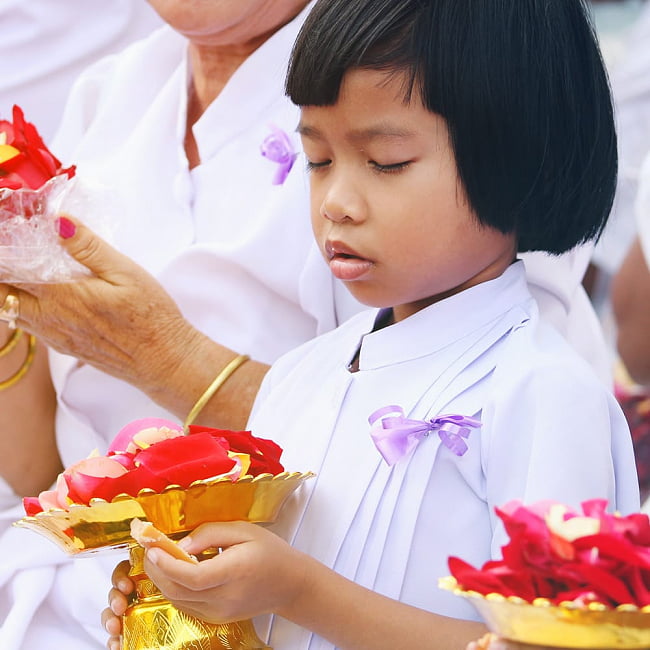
[448,500,650,607]
[23,419,285,515]
[189,426,284,476]
[0,105,75,190]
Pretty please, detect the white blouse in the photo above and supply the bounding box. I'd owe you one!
[248,262,639,649]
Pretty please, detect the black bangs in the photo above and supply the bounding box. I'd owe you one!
[285,0,423,106]
[287,0,617,255]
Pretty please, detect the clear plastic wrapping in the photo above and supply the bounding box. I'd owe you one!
[0,174,113,283]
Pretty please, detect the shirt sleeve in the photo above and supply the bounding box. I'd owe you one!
[481,327,640,557]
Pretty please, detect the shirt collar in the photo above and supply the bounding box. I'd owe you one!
[356,261,533,370]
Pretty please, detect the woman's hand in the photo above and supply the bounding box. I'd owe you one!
[3,216,199,396]
[1,215,268,429]
[142,521,310,624]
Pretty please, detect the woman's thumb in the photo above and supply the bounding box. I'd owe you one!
[56,214,128,280]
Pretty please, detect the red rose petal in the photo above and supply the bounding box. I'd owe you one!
[135,433,236,486]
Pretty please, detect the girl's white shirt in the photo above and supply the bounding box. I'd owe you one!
[249,261,639,648]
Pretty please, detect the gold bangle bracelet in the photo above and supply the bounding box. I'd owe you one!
[0,334,36,391]
[0,328,23,358]
[184,354,250,430]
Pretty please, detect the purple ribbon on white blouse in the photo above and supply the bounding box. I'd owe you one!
[260,125,297,185]
[368,405,481,466]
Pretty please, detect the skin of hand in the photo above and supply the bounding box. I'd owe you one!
[103,521,486,650]
[0,216,267,430]
[143,521,309,624]
[102,560,134,650]
[102,521,309,648]
[0,326,60,495]
[611,236,650,385]
[2,216,201,396]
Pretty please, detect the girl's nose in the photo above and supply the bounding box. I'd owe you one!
[320,179,364,224]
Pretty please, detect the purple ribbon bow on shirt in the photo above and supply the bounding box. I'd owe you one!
[368,405,481,466]
[260,125,297,185]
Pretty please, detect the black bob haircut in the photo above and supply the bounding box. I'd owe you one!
[286,0,617,255]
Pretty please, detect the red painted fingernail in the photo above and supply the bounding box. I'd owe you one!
[56,216,76,239]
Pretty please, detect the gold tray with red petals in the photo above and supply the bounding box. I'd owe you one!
[14,471,313,555]
[440,576,650,649]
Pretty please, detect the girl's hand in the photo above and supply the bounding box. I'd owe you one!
[143,521,310,623]
[101,559,134,650]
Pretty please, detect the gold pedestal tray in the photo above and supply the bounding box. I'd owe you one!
[15,472,313,650]
[440,577,650,649]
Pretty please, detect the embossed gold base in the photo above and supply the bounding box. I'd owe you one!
[124,546,269,650]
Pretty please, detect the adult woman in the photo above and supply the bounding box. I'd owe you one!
[0,0,616,648]
[0,2,348,648]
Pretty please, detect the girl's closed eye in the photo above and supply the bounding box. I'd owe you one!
[369,160,412,174]
[305,159,331,172]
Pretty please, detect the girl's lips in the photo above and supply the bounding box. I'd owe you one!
[325,240,373,281]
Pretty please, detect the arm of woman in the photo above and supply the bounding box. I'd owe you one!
[0,321,60,496]
[10,217,269,431]
[611,236,650,386]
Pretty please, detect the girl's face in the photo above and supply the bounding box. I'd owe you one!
[300,68,517,323]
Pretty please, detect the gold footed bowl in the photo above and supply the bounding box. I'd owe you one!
[440,577,650,649]
[15,471,313,650]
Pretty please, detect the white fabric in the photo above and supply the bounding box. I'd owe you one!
[520,245,611,383]
[0,0,163,143]
[248,262,639,649]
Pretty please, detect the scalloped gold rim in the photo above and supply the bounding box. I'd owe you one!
[439,576,650,649]
[14,471,315,556]
[439,576,650,613]
[22,471,315,521]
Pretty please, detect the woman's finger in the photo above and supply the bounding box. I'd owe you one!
[0,284,39,332]
[56,215,145,283]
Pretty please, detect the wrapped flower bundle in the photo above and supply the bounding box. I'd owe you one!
[0,105,110,282]
[23,418,284,516]
[449,499,650,608]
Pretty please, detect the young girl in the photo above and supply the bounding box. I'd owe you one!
[105,0,639,648]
